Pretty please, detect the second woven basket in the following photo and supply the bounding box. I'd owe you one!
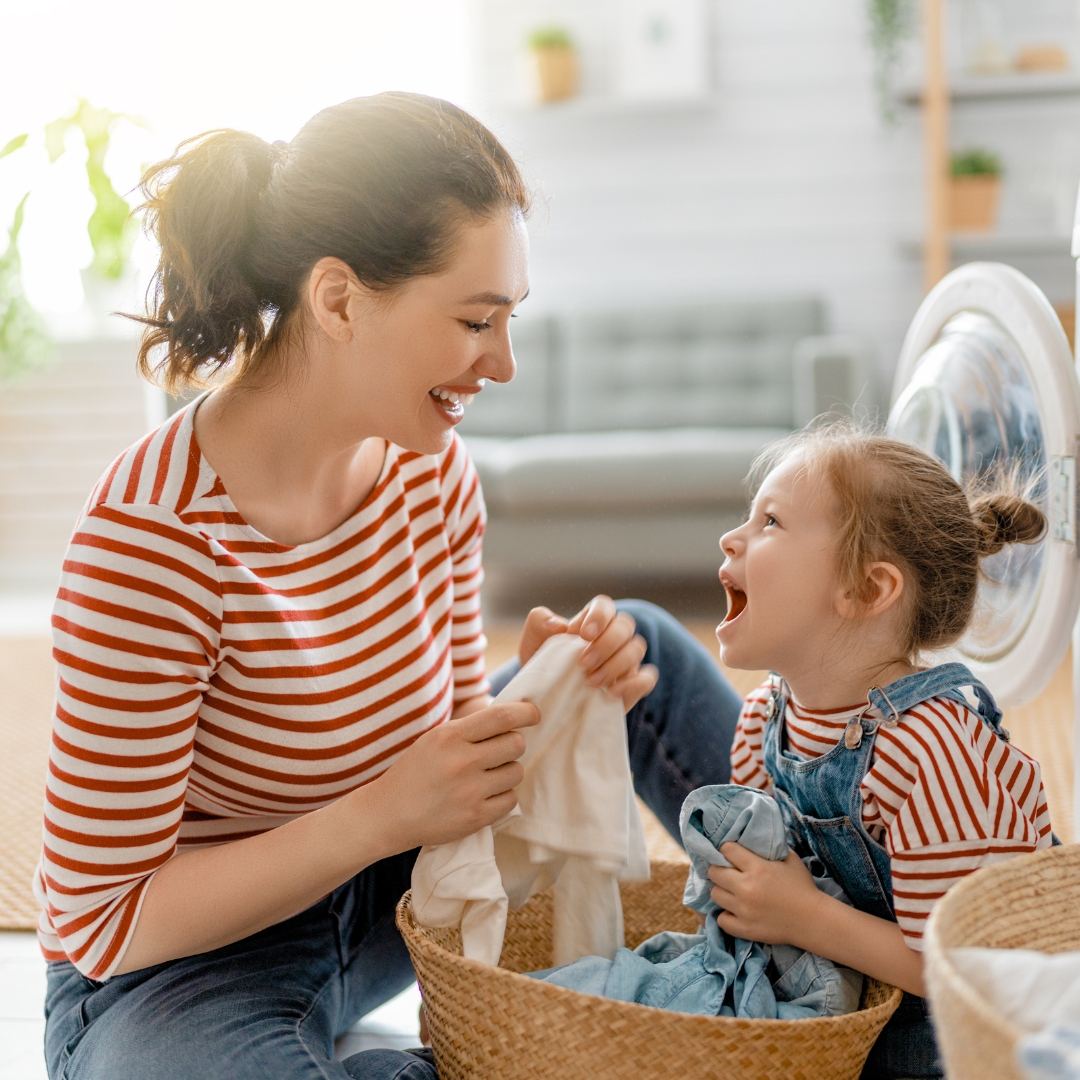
[925,843,1080,1080]
[397,860,901,1080]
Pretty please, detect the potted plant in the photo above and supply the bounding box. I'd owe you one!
[950,148,1002,232]
[526,26,579,105]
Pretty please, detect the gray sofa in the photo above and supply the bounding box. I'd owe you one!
[459,298,873,587]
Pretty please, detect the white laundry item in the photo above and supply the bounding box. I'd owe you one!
[949,947,1080,1080]
[950,947,1080,1034]
[410,633,650,967]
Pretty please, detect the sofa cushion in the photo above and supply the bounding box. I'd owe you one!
[563,298,824,432]
[465,428,787,513]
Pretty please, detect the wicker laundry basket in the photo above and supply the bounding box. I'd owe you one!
[924,843,1080,1080]
[396,859,902,1080]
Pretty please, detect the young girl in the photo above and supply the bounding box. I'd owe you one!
[709,424,1053,1079]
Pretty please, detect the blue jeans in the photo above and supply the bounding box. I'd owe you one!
[44,601,741,1080]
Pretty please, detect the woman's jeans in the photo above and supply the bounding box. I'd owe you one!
[44,601,742,1080]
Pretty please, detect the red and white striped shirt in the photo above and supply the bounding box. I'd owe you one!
[731,680,1052,949]
[34,404,488,979]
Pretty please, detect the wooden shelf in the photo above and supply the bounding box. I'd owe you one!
[497,95,717,119]
[898,233,1073,259]
[901,72,1080,105]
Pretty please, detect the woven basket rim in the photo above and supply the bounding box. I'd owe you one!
[397,891,903,1031]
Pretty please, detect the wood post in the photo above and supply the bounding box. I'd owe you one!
[923,0,950,291]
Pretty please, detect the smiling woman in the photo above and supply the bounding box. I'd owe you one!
[33,93,697,1080]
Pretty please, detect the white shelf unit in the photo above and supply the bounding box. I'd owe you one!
[900,71,1080,105]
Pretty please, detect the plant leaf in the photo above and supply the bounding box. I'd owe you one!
[0,134,28,162]
[44,117,71,163]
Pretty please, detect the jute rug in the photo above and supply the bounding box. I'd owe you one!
[1,626,1073,929]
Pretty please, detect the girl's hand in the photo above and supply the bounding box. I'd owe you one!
[517,595,658,712]
[372,700,541,850]
[708,842,826,947]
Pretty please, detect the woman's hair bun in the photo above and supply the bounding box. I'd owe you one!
[971,492,1047,556]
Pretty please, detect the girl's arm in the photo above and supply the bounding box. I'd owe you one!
[708,842,924,997]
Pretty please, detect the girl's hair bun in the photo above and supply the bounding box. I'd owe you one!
[971,492,1047,557]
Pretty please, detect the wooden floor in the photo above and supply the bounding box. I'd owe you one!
[486,620,1076,850]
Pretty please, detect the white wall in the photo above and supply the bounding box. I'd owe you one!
[471,0,1080,396]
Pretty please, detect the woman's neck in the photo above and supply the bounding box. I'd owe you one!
[193,364,386,546]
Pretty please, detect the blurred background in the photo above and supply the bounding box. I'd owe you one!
[4,5,1080,1072]
[0,0,1078,625]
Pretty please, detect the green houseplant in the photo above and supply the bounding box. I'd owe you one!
[867,0,917,124]
[0,135,50,381]
[45,99,139,281]
[950,148,1002,232]
[526,26,579,104]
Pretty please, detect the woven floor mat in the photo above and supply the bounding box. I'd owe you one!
[0,635,53,929]
[0,627,1072,930]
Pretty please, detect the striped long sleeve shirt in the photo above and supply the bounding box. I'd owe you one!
[730,680,1052,949]
[34,405,488,979]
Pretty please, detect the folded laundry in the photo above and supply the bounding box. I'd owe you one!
[949,947,1080,1080]
[533,785,864,1019]
[410,633,649,966]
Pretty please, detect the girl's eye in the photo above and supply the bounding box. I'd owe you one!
[764,514,778,527]
[466,320,492,333]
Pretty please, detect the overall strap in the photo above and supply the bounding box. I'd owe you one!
[865,662,1008,741]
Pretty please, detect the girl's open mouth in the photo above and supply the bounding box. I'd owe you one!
[721,582,747,624]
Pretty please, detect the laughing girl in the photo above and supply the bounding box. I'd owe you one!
[711,424,1052,1079]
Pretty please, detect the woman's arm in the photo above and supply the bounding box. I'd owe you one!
[708,843,924,997]
[115,701,538,975]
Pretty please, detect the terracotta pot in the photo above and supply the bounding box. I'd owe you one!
[949,175,1001,232]
[530,46,579,104]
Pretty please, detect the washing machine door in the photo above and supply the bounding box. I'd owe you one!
[887,262,1080,707]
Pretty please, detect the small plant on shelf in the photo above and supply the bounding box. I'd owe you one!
[526,26,579,105]
[950,148,1002,177]
[949,148,1002,233]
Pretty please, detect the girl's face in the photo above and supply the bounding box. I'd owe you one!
[328,209,531,456]
[717,455,848,674]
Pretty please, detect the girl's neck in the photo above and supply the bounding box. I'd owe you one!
[783,656,919,713]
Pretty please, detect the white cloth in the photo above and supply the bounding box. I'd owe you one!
[949,947,1080,1080]
[410,633,650,966]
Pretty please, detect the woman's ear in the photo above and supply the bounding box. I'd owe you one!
[837,561,905,620]
[305,256,366,343]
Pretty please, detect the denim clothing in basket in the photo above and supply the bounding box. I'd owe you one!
[533,785,863,1019]
[761,661,1012,1080]
[42,600,743,1080]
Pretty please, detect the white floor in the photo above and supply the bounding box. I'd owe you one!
[0,932,423,1079]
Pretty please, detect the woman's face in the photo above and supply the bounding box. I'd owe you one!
[336,208,530,456]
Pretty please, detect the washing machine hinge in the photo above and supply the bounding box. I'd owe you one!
[1050,453,1077,547]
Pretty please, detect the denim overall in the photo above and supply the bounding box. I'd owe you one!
[760,662,1011,1080]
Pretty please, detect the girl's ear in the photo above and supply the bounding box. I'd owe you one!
[837,561,905,620]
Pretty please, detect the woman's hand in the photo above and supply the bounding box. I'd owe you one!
[371,701,541,850]
[517,595,658,712]
[708,842,826,947]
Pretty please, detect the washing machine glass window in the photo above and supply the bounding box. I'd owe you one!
[889,310,1046,662]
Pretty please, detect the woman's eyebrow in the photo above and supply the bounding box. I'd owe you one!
[461,287,530,306]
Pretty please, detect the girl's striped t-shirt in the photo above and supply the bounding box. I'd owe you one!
[34,404,488,980]
[730,680,1053,949]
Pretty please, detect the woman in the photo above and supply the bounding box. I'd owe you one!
[39,94,743,1080]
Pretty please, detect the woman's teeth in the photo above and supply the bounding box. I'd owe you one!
[430,388,475,406]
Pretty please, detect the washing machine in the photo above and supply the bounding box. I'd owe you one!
[886,257,1080,835]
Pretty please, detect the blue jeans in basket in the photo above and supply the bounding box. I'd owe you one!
[43,601,742,1080]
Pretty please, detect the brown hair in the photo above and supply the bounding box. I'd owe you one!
[749,422,1047,658]
[133,93,531,394]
